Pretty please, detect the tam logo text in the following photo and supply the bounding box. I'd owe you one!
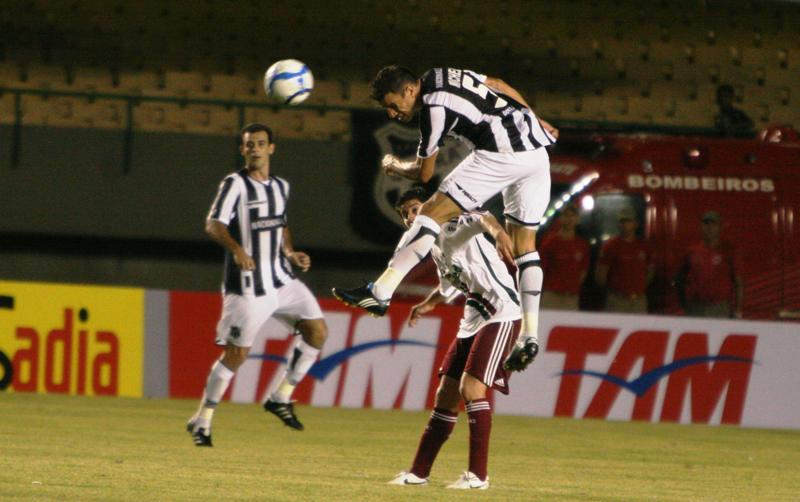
[547,326,757,425]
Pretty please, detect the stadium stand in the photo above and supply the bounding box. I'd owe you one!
[0,0,797,133]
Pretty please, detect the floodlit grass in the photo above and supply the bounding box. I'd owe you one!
[1,393,798,501]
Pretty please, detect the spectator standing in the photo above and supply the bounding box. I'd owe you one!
[539,204,589,310]
[595,207,653,314]
[676,211,743,318]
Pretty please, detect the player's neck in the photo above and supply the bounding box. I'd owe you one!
[558,228,575,239]
[246,163,270,181]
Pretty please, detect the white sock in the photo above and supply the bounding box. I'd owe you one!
[270,339,320,404]
[373,215,440,300]
[515,252,543,342]
[194,360,235,429]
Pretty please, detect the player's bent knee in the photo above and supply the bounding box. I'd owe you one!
[298,319,327,348]
[221,345,250,371]
[459,374,488,402]
[435,377,461,411]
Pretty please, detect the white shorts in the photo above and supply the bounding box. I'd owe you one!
[438,147,551,227]
[215,279,323,347]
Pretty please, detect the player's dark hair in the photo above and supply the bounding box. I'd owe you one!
[239,122,273,144]
[370,65,417,102]
[394,186,429,214]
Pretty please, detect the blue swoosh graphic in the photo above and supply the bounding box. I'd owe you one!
[268,66,309,94]
[248,339,437,381]
[557,355,754,397]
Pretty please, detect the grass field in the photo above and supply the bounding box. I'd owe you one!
[1,393,799,501]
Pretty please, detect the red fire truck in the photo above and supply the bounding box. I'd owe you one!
[397,128,800,321]
[545,129,800,320]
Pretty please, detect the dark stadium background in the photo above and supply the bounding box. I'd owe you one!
[1,0,797,310]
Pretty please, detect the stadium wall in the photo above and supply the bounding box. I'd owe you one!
[0,124,378,250]
[2,280,799,430]
[0,124,389,293]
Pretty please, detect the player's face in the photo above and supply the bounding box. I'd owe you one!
[240,131,275,168]
[702,219,720,240]
[618,217,637,237]
[381,85,416,122]
[559,209,579,230]
[398,199,423,228]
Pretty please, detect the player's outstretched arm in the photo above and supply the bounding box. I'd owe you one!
[206,218,255,271]
[479,213,514,263]
[408,287,447,327]
[485,76,532,110]
[382,152,438,183]
[485,77,559,139]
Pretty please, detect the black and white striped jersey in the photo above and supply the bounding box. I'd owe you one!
[417,67,556,159]
[207,169,296,297]
[432,212,521,338]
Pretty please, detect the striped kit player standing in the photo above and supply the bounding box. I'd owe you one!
[386,188,522,490]
[187,123,328,446]
[333,65,557,372]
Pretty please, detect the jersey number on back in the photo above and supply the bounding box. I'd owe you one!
[462,74,507,109]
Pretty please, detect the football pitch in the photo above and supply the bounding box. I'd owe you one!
[1,394,798,501]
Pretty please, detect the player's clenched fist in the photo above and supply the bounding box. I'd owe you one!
[288,251,311,272]
[382,154,400,177]
[233,248,256,271]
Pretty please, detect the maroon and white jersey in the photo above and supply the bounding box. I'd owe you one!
[431,212,521,338]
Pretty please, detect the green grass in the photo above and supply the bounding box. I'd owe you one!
[1,393,799,501]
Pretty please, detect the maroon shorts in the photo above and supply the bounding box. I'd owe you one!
[438,319,521,395]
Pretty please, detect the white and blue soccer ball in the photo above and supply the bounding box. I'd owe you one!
[263,59,313,105]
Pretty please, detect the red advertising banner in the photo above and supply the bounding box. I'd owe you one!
[168,291,800,429]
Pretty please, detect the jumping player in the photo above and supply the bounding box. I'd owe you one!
[386,187,521,490]
[186,123,328,446]
[333,65,557,372]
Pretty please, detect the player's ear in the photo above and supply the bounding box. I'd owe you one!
[267,142,276,155]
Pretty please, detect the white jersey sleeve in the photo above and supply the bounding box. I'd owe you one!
[417,105,448,158]
[207,175,243,225]
[454,212,487,239]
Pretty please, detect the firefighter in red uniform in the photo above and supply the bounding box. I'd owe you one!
[540,204,590,310]
[595,207,654,314]
[676,211,743,318]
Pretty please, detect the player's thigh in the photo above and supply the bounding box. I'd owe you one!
[438,336,472,387]
[502,148,551,228]
[272,280,325,336]
[419,191,462,224]
[438,151,518,212]
[215,293,278,348]
[463,319,521,395]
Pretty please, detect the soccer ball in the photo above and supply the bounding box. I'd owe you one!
[263,59,313,105]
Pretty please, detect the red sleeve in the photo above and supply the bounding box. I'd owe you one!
[579,238,591,269]
[729,243,743,277]
[646,241,656,266]
[598,239,614,266]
